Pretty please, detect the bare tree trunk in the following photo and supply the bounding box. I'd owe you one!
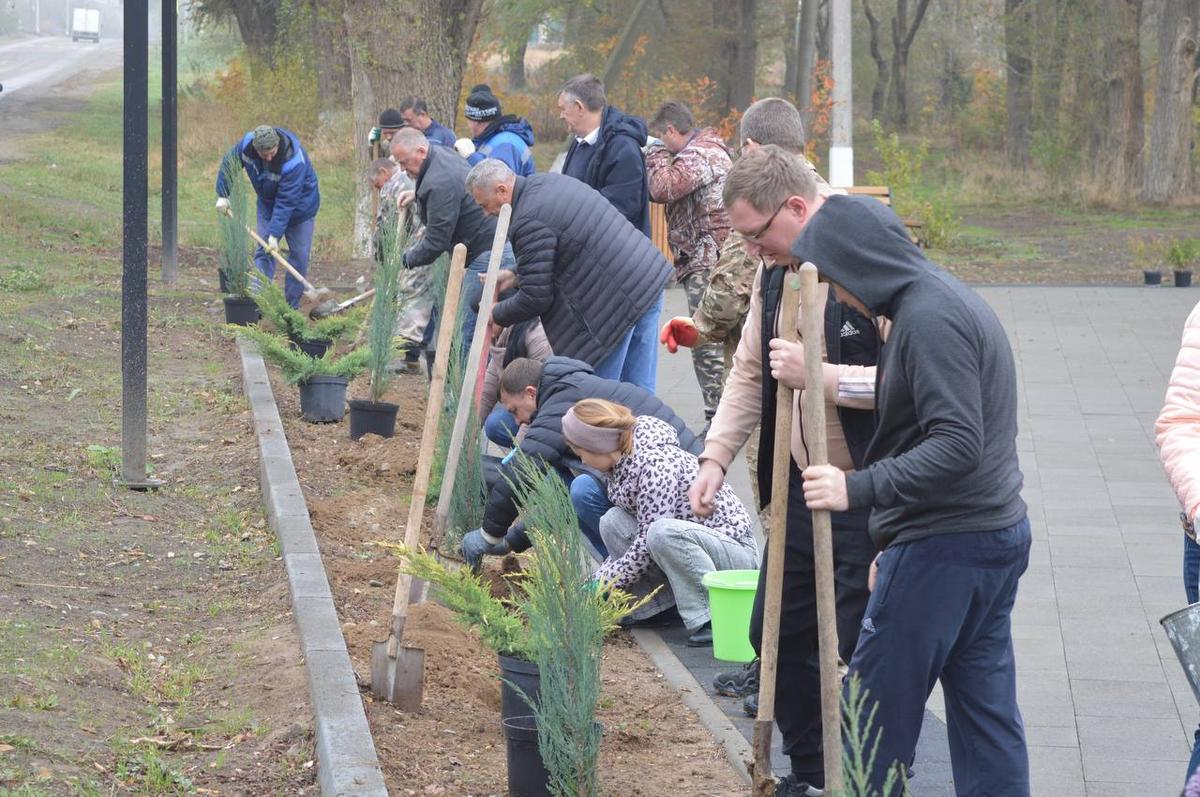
[344,0,485,258]
[507,38,528,91]
[1005,0,1033,167]
[796,0,819,113]
[1033,0,1068,129]
[601,0,655,88]
[784,0,801,100]
[311,0,350,119]
[229,0,280,59]
[1143,1,1200,202]
[863,0,890,120]
[886,0,931,128]
[730,0,758,110]
[1095,0,1143,197]
[816,0,830,62]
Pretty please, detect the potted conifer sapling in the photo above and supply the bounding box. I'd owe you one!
[253,282,363,359]
[348,216,407,439]
[217,160,259,323]
[1167,238,1197,288]
[232,325,368,422]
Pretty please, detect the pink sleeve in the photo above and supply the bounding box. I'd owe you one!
[1156,301,1200,523]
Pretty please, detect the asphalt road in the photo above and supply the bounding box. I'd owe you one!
[0,34,122,158]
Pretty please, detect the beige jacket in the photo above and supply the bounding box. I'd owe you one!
[702,262,885,474]
[479,321,554,420]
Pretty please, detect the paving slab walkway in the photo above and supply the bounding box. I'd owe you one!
[652,285,1200,795]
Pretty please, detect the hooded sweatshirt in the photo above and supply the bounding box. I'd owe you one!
[467,115,536,177]
[790,194,1026,549]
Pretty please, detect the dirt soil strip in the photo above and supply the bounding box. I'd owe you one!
[237,339,388,796]
[260,363,751,795]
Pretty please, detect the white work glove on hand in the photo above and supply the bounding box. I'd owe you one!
[215,197,230,213]
[368,126,381,144]
[267,235,280,253]
[454,137,476,157]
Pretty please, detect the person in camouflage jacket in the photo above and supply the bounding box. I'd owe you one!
[647,101,733,421]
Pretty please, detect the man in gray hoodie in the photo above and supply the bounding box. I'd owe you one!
[775,156,1030,792]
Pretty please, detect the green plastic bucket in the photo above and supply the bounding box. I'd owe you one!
[701,569,759,662]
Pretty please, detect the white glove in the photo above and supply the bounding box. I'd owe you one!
[267,235,280,253]
[215,197,230,213]
[454,137,476,157]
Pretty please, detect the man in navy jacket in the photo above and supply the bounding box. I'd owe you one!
[557,73,651,238]
[216,125,320,308]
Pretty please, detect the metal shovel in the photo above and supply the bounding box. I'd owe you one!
[370,243,468,709]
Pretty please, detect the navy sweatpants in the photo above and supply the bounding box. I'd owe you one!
[846,518,1032,796]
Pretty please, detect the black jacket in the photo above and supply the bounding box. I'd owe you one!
[405,144,497,268]
[482,357,700,540]
[492,174,671,366]
[791,195,1026,549]
[561,106,651,237]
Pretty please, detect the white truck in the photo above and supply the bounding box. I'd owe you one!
[71,8,101,43]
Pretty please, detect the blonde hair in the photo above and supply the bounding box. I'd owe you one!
[570,398,636,455]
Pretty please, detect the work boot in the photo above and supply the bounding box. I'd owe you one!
[686,622,713,647]
[775,774,823,796]
[743,691,758,717]
[712,658,760,697]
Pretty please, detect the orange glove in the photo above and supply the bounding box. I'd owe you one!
[659,316,700,353]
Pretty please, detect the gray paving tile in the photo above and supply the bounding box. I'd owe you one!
[1071,679,1180,718]
[1028,745,1085,796]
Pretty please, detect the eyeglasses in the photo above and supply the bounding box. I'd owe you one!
[744,200,788,243]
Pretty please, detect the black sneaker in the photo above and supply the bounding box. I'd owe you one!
[712,658,759,697]
[775,774,823,796]
[617,605,681,629]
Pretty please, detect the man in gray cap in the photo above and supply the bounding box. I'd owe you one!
[216,124,321,308]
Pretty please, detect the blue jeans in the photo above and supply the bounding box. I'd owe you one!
[254,207,315,309]
[461,243,516,354]
[1185,535,1200,783]
[846,520,1032,796]
[569,472,611,560]
[592,290,664,392]
[483,406,519,449]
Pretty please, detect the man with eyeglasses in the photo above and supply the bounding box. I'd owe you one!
[687,145,881,797]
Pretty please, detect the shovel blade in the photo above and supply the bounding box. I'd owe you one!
[369,638,425,710]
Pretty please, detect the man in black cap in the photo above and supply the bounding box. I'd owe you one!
[461,88,536,177]
[367,108,405,156]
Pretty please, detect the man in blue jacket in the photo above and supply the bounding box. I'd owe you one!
[399,96,457,149]
[557,73,651,238]
[462,88,535,177]
[216,125,320,308]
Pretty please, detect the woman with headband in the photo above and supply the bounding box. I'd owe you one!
[562,398,759,646]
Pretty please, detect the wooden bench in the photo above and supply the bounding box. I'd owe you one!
[844,185,926,246]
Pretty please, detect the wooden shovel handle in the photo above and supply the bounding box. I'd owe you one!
[432,204,513,546]
[386,243,469,652]
[798,262,844,795]
[241,221,319,293]
[752,270,801,795]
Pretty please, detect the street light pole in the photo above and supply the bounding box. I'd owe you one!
[828,0,854,187]
[161,0,178,284]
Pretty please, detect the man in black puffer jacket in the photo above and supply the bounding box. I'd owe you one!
[467,159,670,392]
[461,357,700,574]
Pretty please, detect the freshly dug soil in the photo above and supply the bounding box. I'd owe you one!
[270,369,749,795]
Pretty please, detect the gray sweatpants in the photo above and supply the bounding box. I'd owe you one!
[599,507,759,631]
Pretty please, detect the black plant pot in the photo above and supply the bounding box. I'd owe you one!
[502,715,552,797]
[498,654,540,723]
[298,376,347,423]
[348,399,399,440]
[1144,270,1164,286]
[291,335,332,359]
[223,295,260,325]
[1175,270,1193,288]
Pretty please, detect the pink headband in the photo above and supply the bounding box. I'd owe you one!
[561,408,624,453]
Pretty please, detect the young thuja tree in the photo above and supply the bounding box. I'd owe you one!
[229,325,370,385]
[364,215,410,402]
[840,674,909,797]
[218,159,254,297]
[509,456,604,797]
[254,282,364,342]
